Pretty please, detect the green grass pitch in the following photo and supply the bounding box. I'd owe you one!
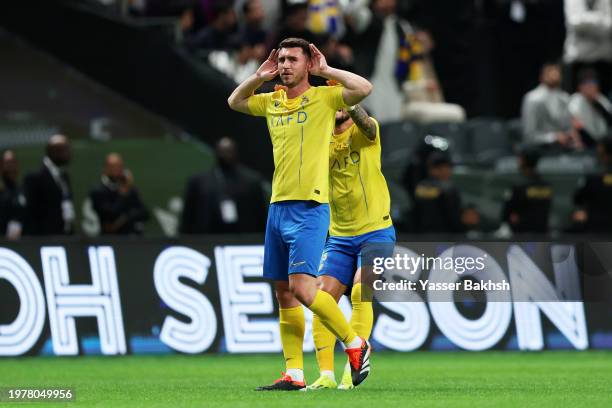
[2,351,611,407]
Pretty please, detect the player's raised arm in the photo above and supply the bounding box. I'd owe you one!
[308,43,372,106]
[347,105,377,141]
[227,49,279,114]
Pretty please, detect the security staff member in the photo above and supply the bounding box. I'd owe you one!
[180,137,267,234]
[411,152,465,233]
[90,153,150,235]
[572,137,612,233]
[23,135,75,235]
[501,147,552,234]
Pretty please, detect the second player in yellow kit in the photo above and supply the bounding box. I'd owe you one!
[308,104,396,391]
[328,114,392,236]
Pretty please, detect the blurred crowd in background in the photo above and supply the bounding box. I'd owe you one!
[115,0,612,124]
[123,0,612,158]
[1,0,612,239]
[1,132,611,239]
[0,135,270,239]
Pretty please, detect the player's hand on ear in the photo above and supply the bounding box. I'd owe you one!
[256,49,279,81]
[308,43,329,77]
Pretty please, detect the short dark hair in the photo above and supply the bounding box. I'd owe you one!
[213,0,233,18]
[428,152,452,168]
[284,0,308,16]
[278,37,311,59]
[519,146,541,169]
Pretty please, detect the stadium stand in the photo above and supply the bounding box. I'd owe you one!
[0,0,607,237]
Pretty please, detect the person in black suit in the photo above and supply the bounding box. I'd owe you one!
[0,150,26,240]
[90,153,150,235]
[23,135,75,236]
[408,152,482,234]
[501,147,552,234]
[411,152,465,234]
[571,136,612,233]
[180,137,268,234]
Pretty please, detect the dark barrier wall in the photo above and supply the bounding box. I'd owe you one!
[1,237,611,357]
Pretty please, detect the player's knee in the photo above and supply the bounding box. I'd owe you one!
[317,277,344,301]
[318,284,342,301]
[275,289,291,305]
[274,283,298,308]
[289,283,315,306]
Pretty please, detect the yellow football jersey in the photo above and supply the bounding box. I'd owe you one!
[248,85,348,203]
[329,119,392,236]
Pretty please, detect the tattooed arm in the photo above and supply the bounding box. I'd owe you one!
[348,105,377,141]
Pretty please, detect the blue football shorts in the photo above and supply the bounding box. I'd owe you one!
[263,200,330,281]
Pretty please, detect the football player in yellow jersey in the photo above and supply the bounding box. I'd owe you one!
[307,103,396,390]
[228,38,373,390]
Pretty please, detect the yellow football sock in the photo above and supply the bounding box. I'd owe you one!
[279,306,305,370]
[312,314,336,372]
[350,283,373,340]
[309,290,357,347]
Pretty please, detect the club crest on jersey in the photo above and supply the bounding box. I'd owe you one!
[301,95,309,107]
[332,136,352,152]
[332,141,350,152]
